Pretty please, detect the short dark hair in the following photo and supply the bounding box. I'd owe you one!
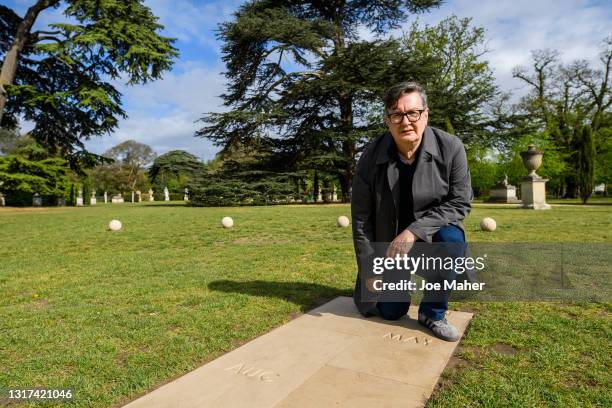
[384,81,428,111]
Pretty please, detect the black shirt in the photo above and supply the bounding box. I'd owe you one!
[390,143,422,232]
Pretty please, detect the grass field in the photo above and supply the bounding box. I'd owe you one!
[1,201,611,407]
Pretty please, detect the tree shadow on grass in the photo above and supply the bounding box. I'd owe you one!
[208,279,351,312]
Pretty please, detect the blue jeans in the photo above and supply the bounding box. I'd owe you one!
[376,224,465,321]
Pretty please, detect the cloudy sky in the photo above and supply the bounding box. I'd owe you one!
[5,0,612,161]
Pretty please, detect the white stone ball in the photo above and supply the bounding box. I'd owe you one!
[337,215,350,228]
[108,219,122,231]
[221,216,234,228]
[480,217,497,232]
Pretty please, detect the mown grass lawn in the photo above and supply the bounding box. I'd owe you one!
[1,201,611,407]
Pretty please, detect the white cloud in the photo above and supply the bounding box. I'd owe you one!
[414,0,612,95]
[145,0,242,52]
[116,61,228,115]
[84,61,228,161]
[84,111,219,162]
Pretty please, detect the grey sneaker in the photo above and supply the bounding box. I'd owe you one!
[418,313,460,342]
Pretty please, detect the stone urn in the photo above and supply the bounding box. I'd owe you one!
[520,145,544,179]
[519,145,551,210]
[33,193,42,207]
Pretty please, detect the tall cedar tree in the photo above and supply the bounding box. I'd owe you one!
[0,0,178,162]
[148,150,203,191]
[576,125,596,204]
[189,138,299,206]
[197,0,445,202]
[0,138,69,204]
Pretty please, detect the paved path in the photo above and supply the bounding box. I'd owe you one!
[124,297,472,408]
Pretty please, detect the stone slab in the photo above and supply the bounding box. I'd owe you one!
[123,297,472,408]
[276,365,429,408]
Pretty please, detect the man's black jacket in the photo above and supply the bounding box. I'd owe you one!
[351,126,473,316]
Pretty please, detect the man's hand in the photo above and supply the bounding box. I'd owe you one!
[365,277,381,293]
[386,229,417,258]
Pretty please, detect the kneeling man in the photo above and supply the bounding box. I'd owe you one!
[351,81,473,342]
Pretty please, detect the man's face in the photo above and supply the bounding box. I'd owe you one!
[385,92,428,146]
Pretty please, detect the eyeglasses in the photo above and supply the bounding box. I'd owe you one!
[387,109,426,124]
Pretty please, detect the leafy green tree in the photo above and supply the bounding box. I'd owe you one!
[68,182,75,205]
[400,17,498,145]
[512,37,611,197]
[576,125,596,203]
[0,1,178,159]
[190,139,298,206]
[0,137,69,205]
[90,161,122,195]
[466,143,498,198]
[197,0,448,202]
[190,174,296,207]
[93,140,155,194]
[149,150,203,192]
[595,124,611,194]
[0,127,19,155]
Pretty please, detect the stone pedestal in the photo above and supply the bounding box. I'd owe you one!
[520,177,551,210]
[112,195,124,204]
[136,190,142,202]
[90,197,97,205]
[76,188,83,206]
[519,145,551,210]
[487,179,521,204]
[33,194,42,207]
[332,186,339,202]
